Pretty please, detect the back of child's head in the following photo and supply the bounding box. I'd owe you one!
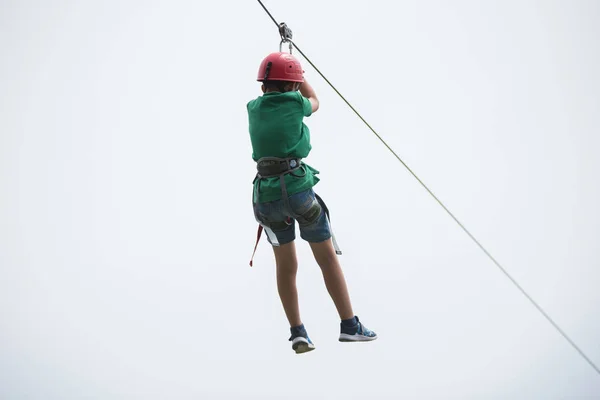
[262,80,296,93]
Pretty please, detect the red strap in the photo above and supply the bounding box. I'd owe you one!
[249,225,264,267]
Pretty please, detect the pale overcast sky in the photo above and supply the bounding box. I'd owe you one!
[1,0,599,398]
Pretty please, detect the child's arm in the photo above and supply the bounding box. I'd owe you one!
[300,79,319,113]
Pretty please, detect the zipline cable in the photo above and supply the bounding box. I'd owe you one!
[256,0,600,376]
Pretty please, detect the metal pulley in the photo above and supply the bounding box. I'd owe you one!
[278,22,293,53]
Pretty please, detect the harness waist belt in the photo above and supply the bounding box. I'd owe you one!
[256,157,302,178]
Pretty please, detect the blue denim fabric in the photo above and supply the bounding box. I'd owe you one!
[253,188,332,245]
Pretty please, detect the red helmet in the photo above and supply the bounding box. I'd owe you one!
[257,52,304,83]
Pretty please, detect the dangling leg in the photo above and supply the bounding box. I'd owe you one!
[294,190,377,343]
[309,239,354,320]
[309,239,377,342]
[273,241,301,327]
[293,190,354,319]
[273,241,315,354]
[253,184,314,353]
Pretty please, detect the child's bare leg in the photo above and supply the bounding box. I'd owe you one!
[273,241,302,327]
[309,239,354,320]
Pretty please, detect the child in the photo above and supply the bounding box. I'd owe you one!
[247,52,377,354]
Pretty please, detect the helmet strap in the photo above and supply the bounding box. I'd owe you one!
[264,61,272,81]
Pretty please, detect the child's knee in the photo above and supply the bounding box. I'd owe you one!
[276,260,298,274]
[312,246,338,268]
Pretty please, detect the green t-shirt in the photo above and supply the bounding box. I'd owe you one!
[247,91,320,203]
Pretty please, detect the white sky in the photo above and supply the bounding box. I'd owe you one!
[1,0,599,398]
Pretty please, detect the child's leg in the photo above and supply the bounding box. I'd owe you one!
[309,239,354,321]
[274,241,315,354]
[310,238,377,342]
[254,194,316,353]
[292,188,377,342]
[273,241,302,327]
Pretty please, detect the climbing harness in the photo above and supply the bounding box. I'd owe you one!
[249,157,342,267]
[254,0,600,376]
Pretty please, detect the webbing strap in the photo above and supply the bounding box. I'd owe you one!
[249,225,263,267]
[315,193,342,255]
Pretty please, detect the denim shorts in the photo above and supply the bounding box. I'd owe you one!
[253,188,332,245]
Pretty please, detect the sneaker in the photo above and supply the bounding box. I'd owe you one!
[289,324,315,354]
[339,316,377,342]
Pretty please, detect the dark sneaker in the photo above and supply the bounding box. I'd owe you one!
[289,324,316,354]
[339,316,377,342]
